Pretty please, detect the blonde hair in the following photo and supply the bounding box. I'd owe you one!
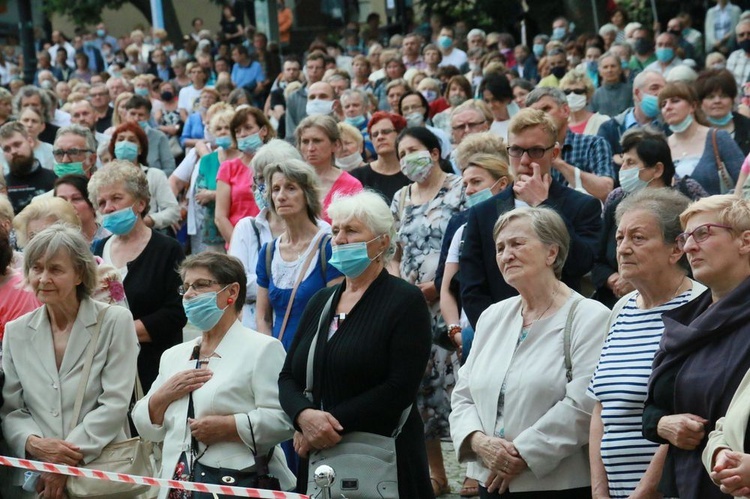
[112,92,134,127]
[559,69,595,98]
[13,197,81,247]
[455,132,508,170]
[337,122,364,148]
[451,99,494,124]
[507,108,558,143]
[464,153,512,181]
[209,108,235,134]
[680,195,750,232]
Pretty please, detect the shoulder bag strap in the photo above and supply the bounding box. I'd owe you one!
[304,292,336,403]
[563,298,583,383]
[712,128,734,192]
[278,231,327,343]
[398,185,409,224]
[319,234,331,281]
[265,238,275,282]
[69,306,109,434]
[250,218,261,253]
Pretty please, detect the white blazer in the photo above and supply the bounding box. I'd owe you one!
[450,291,610,492]
[132,321,295,498]
[1,299,138,484]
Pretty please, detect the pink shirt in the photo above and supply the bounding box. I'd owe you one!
[322,171,363,223]
[0,271,41,341]
[216,157,260,227]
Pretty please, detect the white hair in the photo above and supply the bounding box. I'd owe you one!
[250,139,303,179]
[327,190,397,263]
[467,29,486,40]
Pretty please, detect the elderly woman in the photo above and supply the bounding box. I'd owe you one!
[589,189,707,498]
[450,206,610,498]
[660,81,744,195]
[53,174,109,247]
[350,111,409,203]
[133,252,295,498]
[559,70,610,136]
[89,161,186,391]
[592,127,708,307]
[255,159,343,350]
[334,122,367,171]
[108,121,181,232]
[642,195,750,499]
[215,106,274,242]
[279,191,433,497]
[591,52,633,117]
[392,126,465,496]
[0,225,138,498]
[696,69,750,159]
[295,115,363,223]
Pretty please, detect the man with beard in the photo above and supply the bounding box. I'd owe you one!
[0,122,57,214]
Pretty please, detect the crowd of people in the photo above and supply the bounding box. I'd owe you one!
[5,1,750,498]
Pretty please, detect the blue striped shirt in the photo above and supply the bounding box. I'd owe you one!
[587,291,691,497]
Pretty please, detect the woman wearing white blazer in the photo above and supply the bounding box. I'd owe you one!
[450,206,610,498]
[1,225,138,498]
[132,252,295,498]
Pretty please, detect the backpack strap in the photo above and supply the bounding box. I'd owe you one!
[564,297,584,383]
[318,233,331,281]
[265,237,276,283]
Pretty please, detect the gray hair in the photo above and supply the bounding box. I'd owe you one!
[88,160,151,217]
[599,23,618,36]
[467,28,486,40]
[340,88,368,106]
[55,124,98,154]
[493,206,570,279]
[23,223,98,301]
[179,252,246,314]
[263,159,322,223]
[250,139,303,181]
[633,69,664,90]
[451,99,493,124]
[13,86,52,121]
[525,86,567,107]
[327,190,397,263]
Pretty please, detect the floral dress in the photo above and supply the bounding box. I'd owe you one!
[391,174,465,439]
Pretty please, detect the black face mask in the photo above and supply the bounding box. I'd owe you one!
[668,29,682,39]
[9,154,35,176]
[634,38,653,55]
[741,39,750,54]
[160,91,174,101]
[550,66,566,79]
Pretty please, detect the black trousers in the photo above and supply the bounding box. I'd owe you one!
[479,486,592,499]
[233,0,256,29]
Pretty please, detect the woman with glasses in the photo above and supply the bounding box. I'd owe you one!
[349,112,409,203]
[133,252,295,499]
[398,91,453,160]
[89,161,186,392]
[392,126,465,496]
[642,195,750,499]
[559,70,610,136]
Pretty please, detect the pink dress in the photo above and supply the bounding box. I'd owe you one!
[216,157,260,227]
[0,271,41,342]
[322,171,363,223]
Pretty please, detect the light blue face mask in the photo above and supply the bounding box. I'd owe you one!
[53,162,85,177]
[669,114,694,133]
[253,183,268,210]
[532,43,545,59]
[215,136,232,149]
[329,235,384,278]
[183,285,230,331]
[138,121,150,130]
[656,47,674,63]
[237,132,263,154]
[618,167,652,194]
[437,35,453,50]
[345,115,367,128]
[552,27,567,40]
[114,141,139,162]
[640,94,660,119]
[708,113,733,127]
[466,177,503,207]
[134,87,150,97]
[101,205,138,235]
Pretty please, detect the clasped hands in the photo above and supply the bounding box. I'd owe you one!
[294,409,343,458]
[711,449,750,497]
[473,433,527,494]
[26,436,83,498]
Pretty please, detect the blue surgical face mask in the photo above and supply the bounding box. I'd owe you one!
[114,141,139,162]
[134,87,150,97]
[669,114,694,134]
[138,121,150,130]
[552,27,567,40]
[183,285,230,331]
[53,162,85,177]
[253,183,268,210]
[532,43,545,59]
[618,167,652,194]
[329,235,384,278]
[405,112,425,127]
[237,132,263,154]
[215,136,232,149]
[639,93,660,119]
[437,35,453,50]
[466,177,503,207]
[344,115,367,128]
[101,205,138,235]
[655,47,674,63]
[708,112,733,127]
[96,29,106,38]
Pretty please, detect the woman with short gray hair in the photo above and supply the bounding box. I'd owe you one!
[1,224,138,498]
[589,188,706,498]
[255,159,343,350]
[451,206,610,498]
[89,161,186,392]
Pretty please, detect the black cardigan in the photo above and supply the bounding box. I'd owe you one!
[278,269,433,498]
[95,231,186,391]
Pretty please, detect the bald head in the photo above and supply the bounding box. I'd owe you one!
[308,81,336,101]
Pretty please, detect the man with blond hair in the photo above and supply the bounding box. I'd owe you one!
[460,108,601,327]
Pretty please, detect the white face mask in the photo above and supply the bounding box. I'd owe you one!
[335,151,363,171]
[566,92,587,112]
[306,99,334,116]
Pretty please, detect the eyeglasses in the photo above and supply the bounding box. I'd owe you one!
[563,88,587,95]
[178,279,220,296]
[371,128,396,139]
[451,120,486,132]
[675,223,733,251]
[506,145,556,159]
[52,148,93,160]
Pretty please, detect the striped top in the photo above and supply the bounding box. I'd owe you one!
[588,291,692,497]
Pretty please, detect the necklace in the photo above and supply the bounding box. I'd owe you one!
[521,284,560,328]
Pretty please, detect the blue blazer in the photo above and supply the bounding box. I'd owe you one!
[459,180,602,328]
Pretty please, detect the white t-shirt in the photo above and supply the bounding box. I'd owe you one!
[178,85,204,113]
[446,223,470,329]
[439,48,468,69]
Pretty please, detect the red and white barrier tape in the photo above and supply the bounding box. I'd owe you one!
[0,455,309,498]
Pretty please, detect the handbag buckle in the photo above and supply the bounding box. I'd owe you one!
[221,475,236,484]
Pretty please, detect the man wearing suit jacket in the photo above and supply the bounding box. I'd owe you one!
[460,108,601,328]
